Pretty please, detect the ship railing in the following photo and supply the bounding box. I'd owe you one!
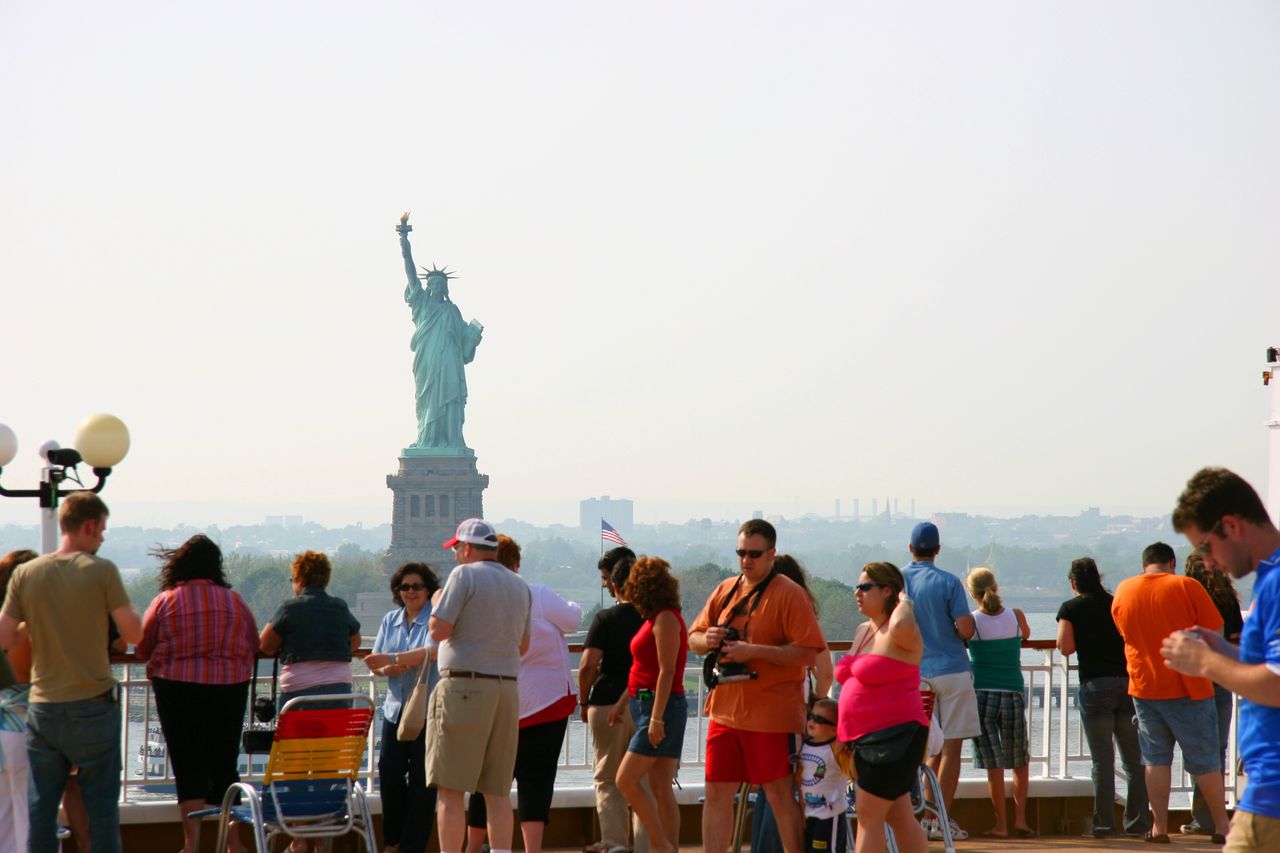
[113,640,1238,807]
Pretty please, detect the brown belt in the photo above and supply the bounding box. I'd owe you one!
[442,670,512,681]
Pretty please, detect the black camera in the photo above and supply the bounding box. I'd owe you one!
[703,627,757,689]
[253,695,276,724]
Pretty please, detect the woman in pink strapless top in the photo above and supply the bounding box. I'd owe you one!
[835,562,929,853]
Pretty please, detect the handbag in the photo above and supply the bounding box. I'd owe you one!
[853,721,922,765]
[396,654,430,742]
[241,657,279,753]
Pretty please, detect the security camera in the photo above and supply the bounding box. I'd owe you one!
[45,448,83,467]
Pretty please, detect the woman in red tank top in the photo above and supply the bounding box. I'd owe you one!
[609,557,688,853]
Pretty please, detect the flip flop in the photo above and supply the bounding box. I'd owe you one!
[1014,827,1037,838]
[1143,832,1170,844]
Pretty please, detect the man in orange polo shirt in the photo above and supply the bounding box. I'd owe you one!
[689,519,827,853]
[1111,542,1230,844]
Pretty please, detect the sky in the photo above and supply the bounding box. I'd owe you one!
[2,1,1278,529]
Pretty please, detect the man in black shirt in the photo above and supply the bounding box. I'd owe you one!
[580,548,648,853]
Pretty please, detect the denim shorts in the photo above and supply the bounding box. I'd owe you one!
[627,691,687,759]
[1132,695,1222,776]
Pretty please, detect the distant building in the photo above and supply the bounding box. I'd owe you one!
[265,515,304,528]
[580,495,634,538]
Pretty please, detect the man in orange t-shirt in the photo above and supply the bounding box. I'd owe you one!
[1111,542,1229,843]
[689,519,827,853]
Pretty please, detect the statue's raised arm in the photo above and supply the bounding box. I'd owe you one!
[397,212,423,303]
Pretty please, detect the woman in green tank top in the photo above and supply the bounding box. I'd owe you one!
[965,567,1033,839]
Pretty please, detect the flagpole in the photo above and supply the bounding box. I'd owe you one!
[600,516,605,610]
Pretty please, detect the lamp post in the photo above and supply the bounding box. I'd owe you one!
[0,414,131,553]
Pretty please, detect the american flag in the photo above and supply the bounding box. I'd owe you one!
[601,520,627,546]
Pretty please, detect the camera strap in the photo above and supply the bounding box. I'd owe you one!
[715,569,777,633]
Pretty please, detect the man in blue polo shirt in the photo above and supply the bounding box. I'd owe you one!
[1162,467,1280,852]
[902,521,977,841]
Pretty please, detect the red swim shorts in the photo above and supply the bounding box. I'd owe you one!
[704,719,793,784]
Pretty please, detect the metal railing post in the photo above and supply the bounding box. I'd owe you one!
[1056,648,1070,779]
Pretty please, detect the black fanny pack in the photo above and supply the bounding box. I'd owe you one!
[852,721,922,765]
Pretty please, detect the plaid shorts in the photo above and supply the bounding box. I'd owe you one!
[972,690,1028,769]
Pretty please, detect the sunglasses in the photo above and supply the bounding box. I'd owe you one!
[854,582,882,592]
[807,712,836,727]
[398,583,428,592]
[735,549,769,559]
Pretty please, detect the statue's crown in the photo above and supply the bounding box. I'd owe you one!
[420,263,457,282]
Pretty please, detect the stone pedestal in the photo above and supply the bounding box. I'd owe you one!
[385,452,489,572]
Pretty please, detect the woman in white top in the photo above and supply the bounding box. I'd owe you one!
[964,568,1032,838]
[466,535,582,853]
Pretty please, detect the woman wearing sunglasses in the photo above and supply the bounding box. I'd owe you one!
[835,562,929,853]
[363,562,442,853]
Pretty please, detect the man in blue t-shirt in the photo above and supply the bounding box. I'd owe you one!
[1163,468,1280,852]
[901,522,977,840]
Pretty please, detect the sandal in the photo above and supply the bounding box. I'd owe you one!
[1143,832,1170,844]
[1014,827,1037,838]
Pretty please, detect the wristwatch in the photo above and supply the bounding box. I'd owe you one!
[391,652,399,665]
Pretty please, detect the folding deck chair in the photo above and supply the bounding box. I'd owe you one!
[197,693,377,853]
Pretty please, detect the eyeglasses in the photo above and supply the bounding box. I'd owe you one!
[398,583,427,592]
[854,582,882,592]
[735,549,768,559]
[1193,519,1225,557]
[807,712,836,727]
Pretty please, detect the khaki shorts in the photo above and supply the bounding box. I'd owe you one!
[1224,810,1280,853]
[426,676,519,795]
[922,671,981,740]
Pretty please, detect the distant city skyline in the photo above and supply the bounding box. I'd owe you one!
[0,493,1176,531]
[4,2,1277,534]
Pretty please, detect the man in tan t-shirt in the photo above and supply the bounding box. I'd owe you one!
[689,519,826,853]
[0,493,142,853]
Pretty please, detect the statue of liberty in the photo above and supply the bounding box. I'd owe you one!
[396,213,484,454]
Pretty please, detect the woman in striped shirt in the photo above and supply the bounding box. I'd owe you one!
[138,535,259,853]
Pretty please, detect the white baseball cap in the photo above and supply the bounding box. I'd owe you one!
[442,517,499,549]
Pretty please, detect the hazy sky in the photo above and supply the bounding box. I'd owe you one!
[2,2,1278,528]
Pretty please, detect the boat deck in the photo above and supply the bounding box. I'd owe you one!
[647,838,1225,853]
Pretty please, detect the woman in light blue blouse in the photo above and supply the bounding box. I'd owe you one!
[363,562,441,853]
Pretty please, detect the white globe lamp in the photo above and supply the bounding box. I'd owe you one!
[75,414,131,469]
[0,424,16,468]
